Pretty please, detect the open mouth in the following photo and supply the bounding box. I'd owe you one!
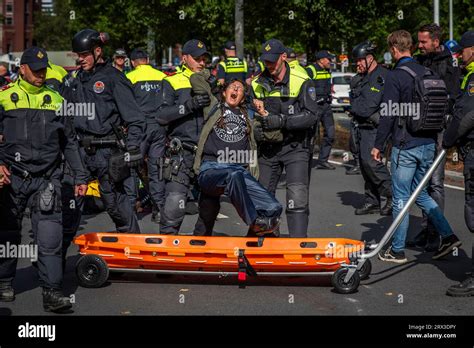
[230,92,238,100]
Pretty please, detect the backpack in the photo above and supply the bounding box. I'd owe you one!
[397,65,448,133]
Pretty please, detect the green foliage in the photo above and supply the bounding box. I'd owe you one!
[32,0,474,63]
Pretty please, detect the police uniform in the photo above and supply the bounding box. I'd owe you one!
[443,30,474,296]
[60,29,145,254]
[126,49,167,216]
[156,39,211,235]
[0,47,87,310]
[306,51,335,168]
[286,48,309,77]
[350,62,392,215]
[45,62,68,91]
[217,41,249,83]
[251,39,320,237]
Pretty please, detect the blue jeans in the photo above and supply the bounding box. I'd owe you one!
[194,161,282,235]
[390,143,453,252]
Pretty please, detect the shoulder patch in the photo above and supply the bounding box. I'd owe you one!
[0,84,12,92]
[469,82,474,96]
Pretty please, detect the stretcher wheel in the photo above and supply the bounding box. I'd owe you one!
[332,267,360,294]
[358,259,372,280]
[76,254,109,288]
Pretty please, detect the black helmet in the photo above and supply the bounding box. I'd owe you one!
[352,41,376,59]
[72,29,108,53]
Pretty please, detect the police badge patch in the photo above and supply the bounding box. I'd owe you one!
[93,81,105,94]
[308,86,316,101]
[468,82,474,96]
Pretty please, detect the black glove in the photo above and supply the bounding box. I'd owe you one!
[254,122,264,142]
[261,114,285,130]
[125,147,143,168]
[185,94,211,112]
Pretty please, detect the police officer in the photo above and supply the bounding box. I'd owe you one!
[126,48,167,222]
[410,23,462,251]
[306,50,336,169]
[350,41,392,216]
[0,47,88,312]
[45,61,68,91]
[217,41,249,86]
[251,39,320,237]
[443,30,474,296]
[156,39,211,235]
[60,29,145,255]
[112,48,129,73]
[285,47,309,76]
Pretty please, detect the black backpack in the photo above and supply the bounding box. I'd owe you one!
[397,65,448,133]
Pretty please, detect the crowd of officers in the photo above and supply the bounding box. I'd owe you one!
[0,24,472,313]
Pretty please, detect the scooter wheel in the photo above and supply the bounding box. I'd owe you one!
[332,267,360,294]
[76,254,109,288]
[358,259,372,280]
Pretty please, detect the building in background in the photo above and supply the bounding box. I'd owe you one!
[0,0,41,54]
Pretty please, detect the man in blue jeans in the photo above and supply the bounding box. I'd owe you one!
[371,30,461,263]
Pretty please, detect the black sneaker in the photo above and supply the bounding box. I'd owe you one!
[42,288,72,313]
[378,246,408,264]
[432,234,462,260]
[345,166,361,175]
[446,276,474,297]
[315,161,336,170]
[424,230,440,252]
[355,202,380,215]
[406,228,429,248]
[0,282,15,302]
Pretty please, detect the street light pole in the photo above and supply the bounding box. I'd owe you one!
[235,0,244,60]
[449,0,453,41]
[433,0,439,25]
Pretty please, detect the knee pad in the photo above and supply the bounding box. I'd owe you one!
[162,192,187,223]
[286,183,309,213]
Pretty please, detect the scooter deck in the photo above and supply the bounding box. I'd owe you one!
[74,233,365,273]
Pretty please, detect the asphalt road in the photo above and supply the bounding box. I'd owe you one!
[1,156,472,316]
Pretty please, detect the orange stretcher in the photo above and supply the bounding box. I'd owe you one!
[74,150,449,294]
[74,233,371,293]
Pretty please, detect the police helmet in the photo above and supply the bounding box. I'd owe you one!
[72,29,109,54]
[352,41,376,59]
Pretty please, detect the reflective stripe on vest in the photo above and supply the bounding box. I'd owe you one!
[461,62,474,90]
[0,79,63,112]
[220,57,248,74]
[126,64,167,84]
[164,65,193,90]
[251,68,308,99]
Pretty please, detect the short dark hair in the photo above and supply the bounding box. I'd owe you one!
[418,23,443,41]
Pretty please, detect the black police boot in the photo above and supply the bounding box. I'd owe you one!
[406,228,429,248]
[380,197,392,216]
[424,230,440,252]
[42,288,72,313]
[446,276,474,297]
[248,216,280,237]
[355,202,380,215]
[346,165,361,175]
[0,281,15,302]
[315,161,336,170]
